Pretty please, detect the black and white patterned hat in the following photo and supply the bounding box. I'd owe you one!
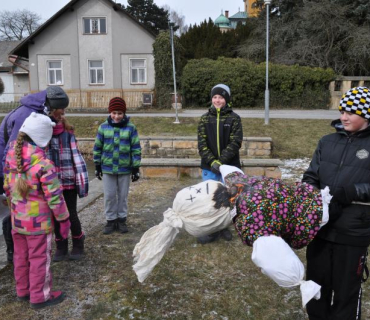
[339,87,370,119]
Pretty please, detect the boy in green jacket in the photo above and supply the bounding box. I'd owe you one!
[197,84,243,244]
[93,97,141,235]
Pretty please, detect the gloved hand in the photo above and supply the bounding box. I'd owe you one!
[131,167,140,182]
[328,201,343,221]
[59,219,71,239]
[211,160,221,174]
[332,185,357,206]
[95,165,103,180]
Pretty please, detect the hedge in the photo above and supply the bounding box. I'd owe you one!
[181,57,336,109]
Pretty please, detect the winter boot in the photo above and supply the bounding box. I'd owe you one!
[197,231,221,244]
[30,291,65,309]
[103,220,116,235]
[53,238,69,262]
[69,233,85,260]
[220,228,233,241]
[117,218,128,234]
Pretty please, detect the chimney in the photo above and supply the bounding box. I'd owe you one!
[225,10,229,18]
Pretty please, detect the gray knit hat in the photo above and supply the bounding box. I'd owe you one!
[211,84,231,104]
[45,86,69,110]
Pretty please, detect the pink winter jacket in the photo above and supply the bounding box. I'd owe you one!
[3,140,69,235]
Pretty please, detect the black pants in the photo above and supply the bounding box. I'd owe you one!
[54,189,82,239]
[2,214,13,253]
[306,237,368,320]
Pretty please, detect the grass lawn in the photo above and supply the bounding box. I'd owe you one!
[68,116,335,159]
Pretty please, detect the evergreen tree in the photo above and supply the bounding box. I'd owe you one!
[125,0,169,35]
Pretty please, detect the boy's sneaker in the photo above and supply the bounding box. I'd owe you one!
[30,291,65,309]
[103,220,116,235]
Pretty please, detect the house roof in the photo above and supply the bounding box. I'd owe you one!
[10,0,156,59]
[229,11,247,20]
[215,14,230,26]
[0,41,22,71]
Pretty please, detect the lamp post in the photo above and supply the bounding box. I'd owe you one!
[169,21,180,124]
[264,0,271,125]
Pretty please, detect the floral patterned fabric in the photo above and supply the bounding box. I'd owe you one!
[225,172,323,249]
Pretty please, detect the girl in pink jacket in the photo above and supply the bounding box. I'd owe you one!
[4,113,70,309]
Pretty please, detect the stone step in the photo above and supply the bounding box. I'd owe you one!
[140,158,283,179]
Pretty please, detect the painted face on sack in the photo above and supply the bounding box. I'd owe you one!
[110,111,124,123]
[340,111,369,133]
[212,94,226,109]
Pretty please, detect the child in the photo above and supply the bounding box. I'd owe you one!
[133,165,332,307]
[0,86,70,263]
[93,97,141,234]
[3,112,70,309]
[303,86,370,319]
[47,105,89,261]
[197,84,243,243]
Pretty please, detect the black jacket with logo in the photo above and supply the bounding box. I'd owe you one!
[303,120,370,246]
[198,105,243,170]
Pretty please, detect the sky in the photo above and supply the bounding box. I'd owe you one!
[2,0,246,27]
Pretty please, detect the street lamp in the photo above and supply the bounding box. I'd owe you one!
[264,0,271,125]
[169,21,180,124]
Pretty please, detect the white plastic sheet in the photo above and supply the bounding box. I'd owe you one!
[133,180,232,282]
[251,235,321,307]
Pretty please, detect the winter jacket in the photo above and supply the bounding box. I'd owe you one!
[0,91,49,178]
[3,140,69,235]
[225,171,324,249]
[198,105,243,170]
[47,124,89,198]
[93,115,141,174]
[303,120,370,246]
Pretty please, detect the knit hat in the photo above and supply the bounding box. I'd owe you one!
[19,112,56,148]
[108,97,126,114]
[339,87,370,120]
[45,86,69,110]
[211,84,231,104]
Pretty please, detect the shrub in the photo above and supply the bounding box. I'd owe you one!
[181,57,336,109]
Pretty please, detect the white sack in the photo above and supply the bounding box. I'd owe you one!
[133,180,232,282]
[251,235,321,307]
[320,186,331,227]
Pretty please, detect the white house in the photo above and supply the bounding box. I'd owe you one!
[9,0,156,109]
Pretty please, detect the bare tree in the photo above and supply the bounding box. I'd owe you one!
[162,5,188,35]
[0,9,41,40]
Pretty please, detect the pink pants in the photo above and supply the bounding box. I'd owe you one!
[12,230,53,304]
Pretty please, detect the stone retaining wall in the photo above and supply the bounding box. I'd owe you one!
[77,136,272,160]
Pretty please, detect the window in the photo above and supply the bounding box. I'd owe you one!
[83,18,106,34]
[88,60,104,84]
[47,60,63,85]
[130,59,147,84]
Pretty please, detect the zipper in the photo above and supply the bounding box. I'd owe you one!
[217,108,220,157]
[332,136,352,188]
